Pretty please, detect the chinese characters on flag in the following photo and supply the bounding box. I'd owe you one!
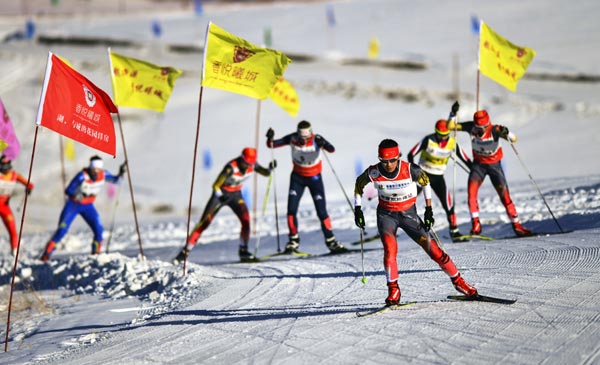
[269,78,300,117]
[35,52,118,157]
[479,21,536,92]
[202,22,291,100]
[109,51,182,112]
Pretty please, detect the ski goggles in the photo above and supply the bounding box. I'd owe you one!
[379,157,399,164]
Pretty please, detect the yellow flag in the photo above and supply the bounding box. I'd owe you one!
[202,22,291,100]
[368,37,380,59]
[109,51,182,112]
[64,138,76,161]
[269,78,300,117]
[479,21,536,92]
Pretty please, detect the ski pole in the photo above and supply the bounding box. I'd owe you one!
[322,152,353,212]
[510,143,564,233]
[254,173,273,257]
[359,228,367,284]
[269,146,281,252]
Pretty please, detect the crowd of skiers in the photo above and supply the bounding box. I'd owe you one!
[2,100,531,304]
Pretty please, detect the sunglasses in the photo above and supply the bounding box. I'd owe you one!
[379,157,399,164]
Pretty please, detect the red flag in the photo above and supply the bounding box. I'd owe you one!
[35,52,118,157]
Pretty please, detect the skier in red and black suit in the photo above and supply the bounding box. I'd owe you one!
[40,155,126,262]
[407,102,473,241]
[354,139,477,305]
[449,108,532,237]
[173,148,275,263]
[0,155,33,256]
[266,120,347,254]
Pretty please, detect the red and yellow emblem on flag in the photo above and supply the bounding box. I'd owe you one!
[36,52,118,157]
[479,21,536,92]
[109,51,182,112]
[269,78,300,117]
[202,22,291,100]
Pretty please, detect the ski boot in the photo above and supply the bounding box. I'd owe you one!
[449,226,466,242]
[326,236,348,254]
[385,280,401,305]
[284,235,300,254]
[451,273,477,297]
[470,218,481,235]
[172,248,187,264]
[40,241,56,262]
[239,246,259,263]
[91,240,103,255]
[512,222,532,237]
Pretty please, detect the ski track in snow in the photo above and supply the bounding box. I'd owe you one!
[1,174,599,363]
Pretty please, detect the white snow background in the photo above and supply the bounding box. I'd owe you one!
[0,0,599,363]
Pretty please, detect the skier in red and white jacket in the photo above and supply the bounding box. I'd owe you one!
[354,139,477,305]
[449,107,532,237]
[173,147,275,263]
[0,155,33,256]
[266,120,347,254]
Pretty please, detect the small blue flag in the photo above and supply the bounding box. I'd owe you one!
[326,4,336,27]
[194,0,203,16]
[203,149,212,170]
[470,15,480,35]
[151,19,162,38]
[354,157,363,176]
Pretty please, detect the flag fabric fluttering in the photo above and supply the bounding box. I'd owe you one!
[201,22,291,100]
[0,97,20,159]
[109,51,182,112]
[269,77,300,117]
[368,37,380,59]
[478,21,536,92]
[36,52,118,157]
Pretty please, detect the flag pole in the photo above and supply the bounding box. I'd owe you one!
[5,126,40,352]
[183,85,205,276]
[115,112,144,259]
[252,100,261,242]
[59,136,67,190]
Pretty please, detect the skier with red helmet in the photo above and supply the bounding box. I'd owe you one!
[448,105,532,237]
[266,120,347,254]
[0,155,33,256]
[354,139,477,305]
[407,102,473,242]
[173,147,276,263]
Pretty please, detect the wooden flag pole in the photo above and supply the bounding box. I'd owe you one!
[5,126,40,352]
[183,86,205,276]
[115,112,144,259]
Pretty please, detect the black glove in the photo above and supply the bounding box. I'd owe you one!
[266,128,275,140]
[118,162,127,177]
[354,206,365,229]
[26,185,33,195]
[315,135,326,147]
[423,206,434,231]
[451,101,460,114]
[268,160,277,170]
[498,125,509,139]
[218,194,228,204]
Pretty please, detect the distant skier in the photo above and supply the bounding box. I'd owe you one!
[266,120,347,254]
[449,106,532,237]
[173,148,276,263]
[40,155,126,262]
[0,155,33,256]
[407,102,472,242]
[354,139,477,305]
